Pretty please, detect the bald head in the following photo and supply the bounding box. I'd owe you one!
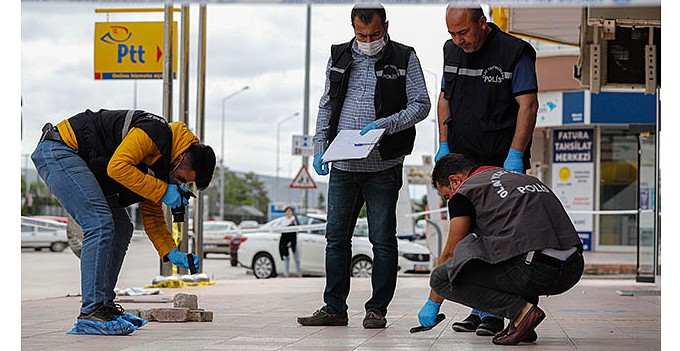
[445,6,490,53]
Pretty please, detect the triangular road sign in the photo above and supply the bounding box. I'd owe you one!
[290,164,317,189]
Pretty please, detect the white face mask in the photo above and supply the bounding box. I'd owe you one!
[357,36,386,56]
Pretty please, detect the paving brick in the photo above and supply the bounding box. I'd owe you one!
[139,309,154,321]
[189,309,213,322]
[149,308,190,322]
[173,293,199,309]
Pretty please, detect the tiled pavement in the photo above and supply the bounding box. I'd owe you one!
[21,273,661,350]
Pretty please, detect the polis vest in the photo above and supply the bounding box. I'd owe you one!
[327,38,416,160]
[446,167,583,280]
[443,23,535,169]
[67,109,173,207]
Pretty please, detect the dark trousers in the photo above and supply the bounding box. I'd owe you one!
[323,165,403,316]
[279,232,297,260]
[430,251,584,321]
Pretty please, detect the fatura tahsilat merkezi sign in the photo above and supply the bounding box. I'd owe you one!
[94,21,177,80]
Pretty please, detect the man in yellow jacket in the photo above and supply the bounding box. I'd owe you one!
[31,109,216,335]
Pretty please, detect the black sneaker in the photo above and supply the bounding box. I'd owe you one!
[363,309,387,329]
[297,306,348,326]
[104,303,148,328]
[77,305,117,322]
[452,314,482,332]
[476,316,504,336]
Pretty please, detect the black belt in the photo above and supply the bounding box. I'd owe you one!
[40,123,63,143]
[525,250,579,268]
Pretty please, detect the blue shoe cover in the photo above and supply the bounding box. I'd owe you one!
[67,317,137,335]
[122,313,148,328]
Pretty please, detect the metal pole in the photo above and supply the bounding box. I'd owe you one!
[276,113,300,203]
[161,3,174,277]
[423,69,439,156]
[176,3,191,274]
[302,3,311,212]
[194,3,207,273]
[219,86,249,220]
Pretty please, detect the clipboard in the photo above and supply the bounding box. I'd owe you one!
[322,129,385,163]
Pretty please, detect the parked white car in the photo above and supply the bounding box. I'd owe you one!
[196,220,239,257]
[237,214,432,279]
[21,217,69,252]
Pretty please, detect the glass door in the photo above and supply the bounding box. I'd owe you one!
[636,133,658,283]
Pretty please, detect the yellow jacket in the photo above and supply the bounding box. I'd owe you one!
[57,120,198,258]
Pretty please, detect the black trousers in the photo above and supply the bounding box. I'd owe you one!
[279,232,297,260]
[430,251,584,321]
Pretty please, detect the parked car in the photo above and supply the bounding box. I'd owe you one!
[198,220,239,258]
[229,213,326,268]
[237,214,432,279]
[238,220,260,229]
[21,218,69,252]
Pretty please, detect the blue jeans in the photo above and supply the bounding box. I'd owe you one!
[31,140,134,315]
[323,165,402,316]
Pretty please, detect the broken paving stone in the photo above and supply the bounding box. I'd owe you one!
[189,309,213,322]
[149,308,190,322]
[173,293,199,310]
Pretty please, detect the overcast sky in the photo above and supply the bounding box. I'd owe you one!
[21,1,456,183]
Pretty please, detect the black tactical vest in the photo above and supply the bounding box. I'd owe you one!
[443,23,535,170]
[67,109,173,207]
[446,167,583,280]
[327,38,416,160]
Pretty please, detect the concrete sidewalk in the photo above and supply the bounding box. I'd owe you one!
[21,274,660,351]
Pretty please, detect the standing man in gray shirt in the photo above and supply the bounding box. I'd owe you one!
[297,3,430,329]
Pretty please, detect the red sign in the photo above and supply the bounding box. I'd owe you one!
[290,164,317,189]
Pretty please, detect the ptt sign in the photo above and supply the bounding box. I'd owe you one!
[94,22,177,80]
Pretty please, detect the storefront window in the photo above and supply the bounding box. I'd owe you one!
[599,132,638,246]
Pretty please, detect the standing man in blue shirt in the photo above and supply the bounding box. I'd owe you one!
[433,5,539,336]
[297,3,430,329]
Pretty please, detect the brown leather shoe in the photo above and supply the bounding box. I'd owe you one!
[492,305,545,345]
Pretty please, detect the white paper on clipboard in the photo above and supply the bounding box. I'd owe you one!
[321,129,386,163]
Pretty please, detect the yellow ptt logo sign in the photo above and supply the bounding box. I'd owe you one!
[94,22,177,80]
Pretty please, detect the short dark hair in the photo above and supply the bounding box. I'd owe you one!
[431,153,478,188]
[446,5,485,21]
[184,143,216,190]
[468,6,485,21]
[351,4,386,27]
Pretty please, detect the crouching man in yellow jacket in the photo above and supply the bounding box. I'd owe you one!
[31,109,216,335]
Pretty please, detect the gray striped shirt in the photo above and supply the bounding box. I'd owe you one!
[313,39,431,172]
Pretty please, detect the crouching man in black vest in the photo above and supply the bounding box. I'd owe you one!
[416,154,584,345]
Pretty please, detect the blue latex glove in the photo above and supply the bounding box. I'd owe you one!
[435,142,450,162]
[313,154,329,176]
[162,184,190,208]
[360,122,378,136]
[167,248,200,270]
[503,148,524,173]
[418,299,442,327]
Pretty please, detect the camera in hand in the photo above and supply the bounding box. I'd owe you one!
[171,187,196,223]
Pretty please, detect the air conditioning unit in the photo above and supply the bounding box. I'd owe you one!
[574,7,660,94]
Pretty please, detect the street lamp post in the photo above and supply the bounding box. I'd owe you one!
[276,112,300,203]
[220,85,249,220]
[423,69,439,157]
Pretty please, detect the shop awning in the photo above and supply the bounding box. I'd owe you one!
[492,7,582,46]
